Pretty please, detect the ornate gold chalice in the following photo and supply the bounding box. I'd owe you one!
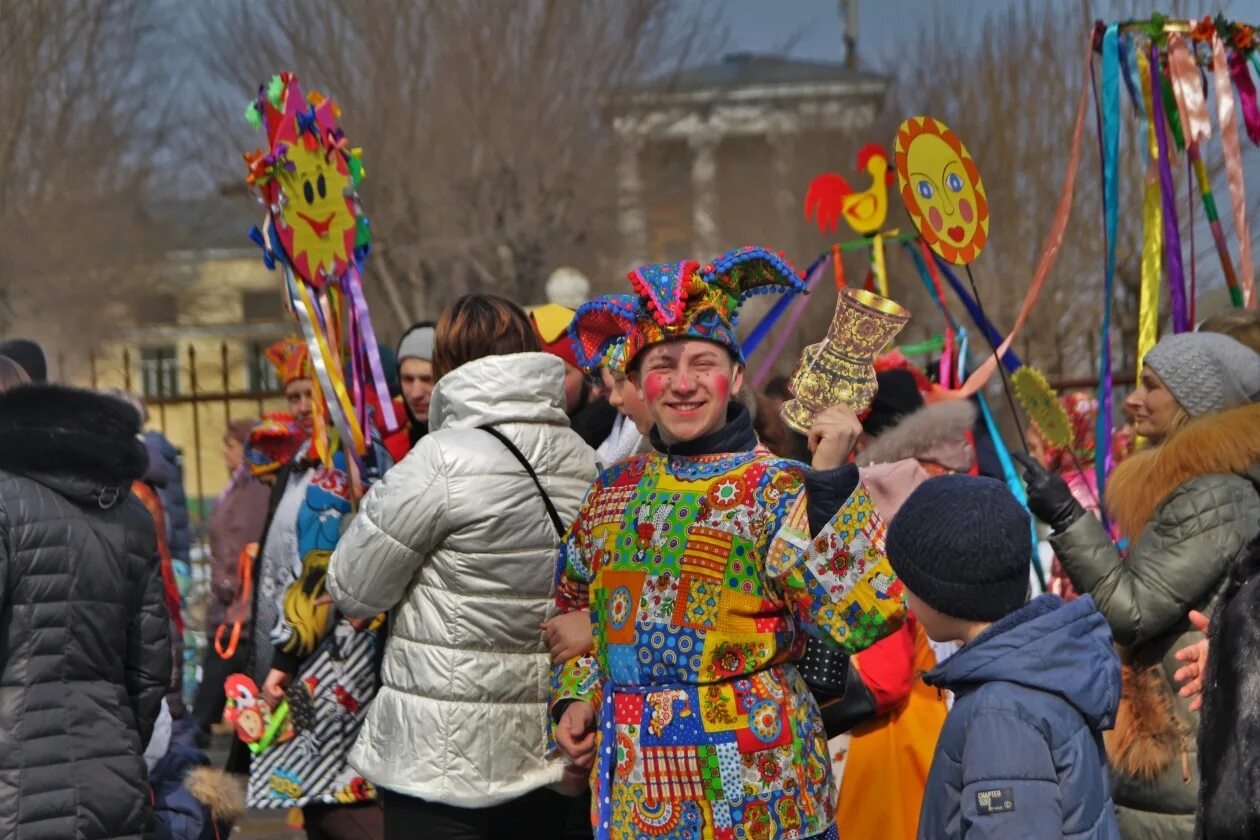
[780,287,911,433]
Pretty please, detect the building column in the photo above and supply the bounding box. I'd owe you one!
[766,129,798,230]
[617,133,648,265]
[689,134,719,256]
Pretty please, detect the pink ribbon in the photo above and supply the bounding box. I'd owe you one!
[1213,35,1257,309]
[1168,34,1212,146]
[951,36,1093,398]
[1228,49,1260,145]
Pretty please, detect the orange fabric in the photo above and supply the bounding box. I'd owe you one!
[215,543,256,659]
[835,620,948,839]
[132,481,185,636]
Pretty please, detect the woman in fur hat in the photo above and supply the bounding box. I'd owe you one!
[1019,332,1260,839]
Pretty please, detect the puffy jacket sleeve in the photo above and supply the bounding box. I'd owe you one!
[1052,475,1260,648]
[765,464,906,655]
[328,434,449,620]
[958,710,1062,839]
[127,520,172,746]
[551,481,605,718]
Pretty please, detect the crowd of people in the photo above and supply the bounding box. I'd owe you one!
[0,256,1257,840]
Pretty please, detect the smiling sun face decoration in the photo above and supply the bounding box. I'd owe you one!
[245,73,363,288]
[894,117,989,265]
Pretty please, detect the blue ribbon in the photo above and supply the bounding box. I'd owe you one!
[1119,33,1148,144]
[1096,24,1121,504]
[927,252,1022,371]
[296,104,319,138]
[953,330,1043,591]
[248,225,277,270]
[740,251,824,355]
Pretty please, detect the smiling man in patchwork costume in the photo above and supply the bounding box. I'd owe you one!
[551,246,908,840]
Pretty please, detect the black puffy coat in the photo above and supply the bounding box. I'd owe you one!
[1197,529,1260,839]
[0,385,172,839]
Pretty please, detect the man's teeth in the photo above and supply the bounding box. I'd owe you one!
[670,402,703,410]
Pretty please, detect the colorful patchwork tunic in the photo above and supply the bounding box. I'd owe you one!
[552,419,906,840]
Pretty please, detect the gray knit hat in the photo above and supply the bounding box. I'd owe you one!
[397,323,435,362]
[1143,332,1260,417]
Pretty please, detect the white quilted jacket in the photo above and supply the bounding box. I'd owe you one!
[328,352,598,807]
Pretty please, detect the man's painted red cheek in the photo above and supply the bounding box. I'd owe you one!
[712,374,730,400]
[644,373,666,402]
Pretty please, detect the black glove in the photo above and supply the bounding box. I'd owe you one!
[1014,452,1086,532]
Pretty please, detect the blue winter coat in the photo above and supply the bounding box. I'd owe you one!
[145,431,191,562]
[918,595,1122,839]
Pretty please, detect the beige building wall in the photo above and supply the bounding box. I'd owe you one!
[83,253,291,519]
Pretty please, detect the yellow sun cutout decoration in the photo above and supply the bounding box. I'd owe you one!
[275,142,355,284]
[894,116,989,265]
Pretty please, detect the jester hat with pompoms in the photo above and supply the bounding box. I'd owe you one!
[569,246,806,372]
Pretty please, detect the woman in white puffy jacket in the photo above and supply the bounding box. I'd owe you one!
[328,294,599,839]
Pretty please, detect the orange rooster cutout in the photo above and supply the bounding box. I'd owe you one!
[804,144,894,237]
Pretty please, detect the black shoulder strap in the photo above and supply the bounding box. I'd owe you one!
[480,425,566,538]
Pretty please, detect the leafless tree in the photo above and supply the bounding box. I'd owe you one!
[891,0,1258,379]
[0,0,168,370]
[192,0,716,337]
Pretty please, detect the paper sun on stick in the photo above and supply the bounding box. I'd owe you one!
[1011,366,1073,450]
[244,74,365,287]
[804,143,894,237]
[242,72,398,467]
[894,117,989,264]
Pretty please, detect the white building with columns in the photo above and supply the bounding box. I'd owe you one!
[611,52,890,268]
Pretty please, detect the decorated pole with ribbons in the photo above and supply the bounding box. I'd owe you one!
[242,73,396,488]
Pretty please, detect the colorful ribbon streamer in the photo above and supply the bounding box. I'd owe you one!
[1150,42,1190,334]
[1186,145,1243,309]
[898,335,946,356]
[1137,49,1160,162]
[1136,170,1163,379]
[1168,34,1211,145]
[1158,60,1186,151]
[1236,49,1260,145]
[749,254,828,388]
[927,249,1022,372]
[1212,34,1257,310]
[871,233,889,298]
[346,263,400,432]
[831,243,846,290]
[946,35,1094,399]
[291,271,366,462]
[1096,24,1120,500]
[954,331,1044,591]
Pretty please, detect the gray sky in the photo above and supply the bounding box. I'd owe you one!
[722,0,1260,67]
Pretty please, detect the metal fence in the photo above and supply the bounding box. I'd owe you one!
[87,340,287,704]
[89,341,285,520]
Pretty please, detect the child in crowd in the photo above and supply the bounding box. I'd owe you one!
[885,474,1122,839]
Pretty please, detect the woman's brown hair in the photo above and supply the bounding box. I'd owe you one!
[432,293,540,380]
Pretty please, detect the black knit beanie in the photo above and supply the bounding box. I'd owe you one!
[886,474,1031,622]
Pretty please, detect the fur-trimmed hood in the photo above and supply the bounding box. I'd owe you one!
[1106,402,1260,538]
[856,399,978,472]
[0,384,149,504]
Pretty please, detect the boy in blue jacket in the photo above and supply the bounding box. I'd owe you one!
[885,474,1122,839]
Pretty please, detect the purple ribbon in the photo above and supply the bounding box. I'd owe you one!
[1229,48,1260,145]
[346,263,399,432]
[1150,43,1190,333]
